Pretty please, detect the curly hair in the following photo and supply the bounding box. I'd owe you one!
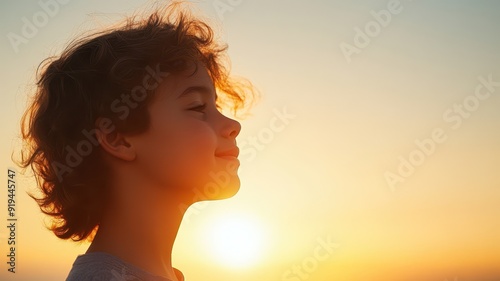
[18,2,256,242]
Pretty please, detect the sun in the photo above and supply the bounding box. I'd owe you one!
[206,214,266,268]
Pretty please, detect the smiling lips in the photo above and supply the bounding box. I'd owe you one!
[215,147,239,160]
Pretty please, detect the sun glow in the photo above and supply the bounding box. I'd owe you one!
[206,214,267,268]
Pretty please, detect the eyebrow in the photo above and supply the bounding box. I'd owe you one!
[176,86,217,101]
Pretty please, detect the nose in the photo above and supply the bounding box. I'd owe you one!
[221,115,241,139]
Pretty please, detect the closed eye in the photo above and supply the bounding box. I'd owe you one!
[188,103,207,112]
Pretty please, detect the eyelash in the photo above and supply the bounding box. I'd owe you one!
[188,103,207,113]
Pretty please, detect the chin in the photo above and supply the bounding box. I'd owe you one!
[204,157,241,200]
[186,167,241,204]
[215,176,240,199]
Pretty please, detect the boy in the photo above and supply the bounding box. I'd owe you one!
[19,2,255,280]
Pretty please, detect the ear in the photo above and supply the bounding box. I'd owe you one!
[94,117,136,161]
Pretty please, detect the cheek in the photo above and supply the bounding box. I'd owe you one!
[173,123,217,173]
[138,118,218,189]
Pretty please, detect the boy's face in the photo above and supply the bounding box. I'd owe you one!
[128,63,242,202]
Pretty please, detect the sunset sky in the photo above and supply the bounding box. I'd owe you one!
[1,1,499,281]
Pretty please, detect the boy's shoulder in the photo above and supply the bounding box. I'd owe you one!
[65,252,184,281]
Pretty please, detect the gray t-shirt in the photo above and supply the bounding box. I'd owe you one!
[65,252,184,281]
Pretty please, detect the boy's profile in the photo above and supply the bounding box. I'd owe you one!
[18,2,255,280]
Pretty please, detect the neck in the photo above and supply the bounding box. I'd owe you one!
[87,181,187,281]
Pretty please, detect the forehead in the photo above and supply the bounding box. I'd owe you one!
[154,63,215,102]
